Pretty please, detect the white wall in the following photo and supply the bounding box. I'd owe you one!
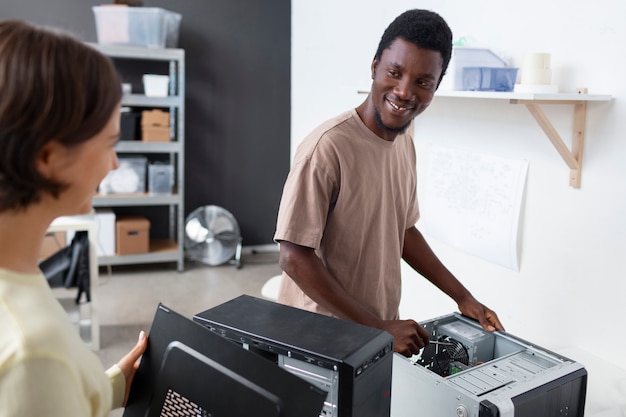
[293,1,626,414]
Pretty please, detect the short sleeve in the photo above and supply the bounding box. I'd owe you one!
[274,158,337,249]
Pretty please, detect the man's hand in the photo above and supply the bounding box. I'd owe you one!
[379,319,430,357]
[457,296,504,332]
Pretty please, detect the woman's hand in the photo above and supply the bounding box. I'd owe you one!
[117,330,148,406]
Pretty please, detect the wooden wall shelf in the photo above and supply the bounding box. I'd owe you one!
[433,88,613,188]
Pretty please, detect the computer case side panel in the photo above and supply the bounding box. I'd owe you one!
[349,350,393,417]
[508,368,587,417]
[392,353,488,417]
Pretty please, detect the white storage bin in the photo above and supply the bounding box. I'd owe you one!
[143,74,170,97]
[93,6,182,48]
[99,156,147,194]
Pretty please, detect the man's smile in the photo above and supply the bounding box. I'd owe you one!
[386,97,414,112]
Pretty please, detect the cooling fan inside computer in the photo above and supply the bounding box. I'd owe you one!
[434,336,469,376]
[413,335,470,377]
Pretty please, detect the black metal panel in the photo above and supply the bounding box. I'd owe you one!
[123,304,326,417]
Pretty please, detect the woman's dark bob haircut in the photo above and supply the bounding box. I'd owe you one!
[0,20,122,211]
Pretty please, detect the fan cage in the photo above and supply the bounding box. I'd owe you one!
[184,205,243,268]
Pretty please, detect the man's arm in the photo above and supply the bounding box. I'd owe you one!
[402,226,504,332]
[278,240,430,356]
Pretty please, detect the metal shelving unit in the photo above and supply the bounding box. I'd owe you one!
[92,44,185,271]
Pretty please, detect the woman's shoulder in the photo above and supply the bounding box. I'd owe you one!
[0,277,82,363]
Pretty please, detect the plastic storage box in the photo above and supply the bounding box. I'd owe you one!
[99,156,147,194]
[440,47,508,91]
[462,67,519,92]
[93,6,182,48]
[148,163,174,195]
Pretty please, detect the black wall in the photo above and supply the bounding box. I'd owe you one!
[0,0,291,245]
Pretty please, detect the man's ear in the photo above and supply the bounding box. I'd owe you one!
[371,57,379,80]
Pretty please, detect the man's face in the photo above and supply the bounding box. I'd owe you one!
[369,38,443,140]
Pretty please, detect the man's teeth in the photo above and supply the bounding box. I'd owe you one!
[389,101,407,110]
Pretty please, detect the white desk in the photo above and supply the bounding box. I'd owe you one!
[48,213,100,350]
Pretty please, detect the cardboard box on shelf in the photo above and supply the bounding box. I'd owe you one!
[142,109,171,142]
[116,216,150,255]
[142,109,169,127]
[142,126,171,142]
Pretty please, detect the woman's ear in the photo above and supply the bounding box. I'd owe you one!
[35,141,63,180]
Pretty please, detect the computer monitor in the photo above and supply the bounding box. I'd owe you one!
[123,304,326,417]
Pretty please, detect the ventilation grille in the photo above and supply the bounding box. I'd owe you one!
[160,389,208,417]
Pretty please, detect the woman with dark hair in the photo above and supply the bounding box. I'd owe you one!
[0,20,147,416]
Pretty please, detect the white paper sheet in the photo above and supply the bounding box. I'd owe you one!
[420,145,528,271]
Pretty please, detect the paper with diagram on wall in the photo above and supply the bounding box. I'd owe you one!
[419,145,528,271]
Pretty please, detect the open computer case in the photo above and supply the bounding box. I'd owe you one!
[391,312,587,417]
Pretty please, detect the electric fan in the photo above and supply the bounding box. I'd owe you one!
[184,205,242,268]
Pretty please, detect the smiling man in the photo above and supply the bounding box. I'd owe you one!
[274,9,504,357]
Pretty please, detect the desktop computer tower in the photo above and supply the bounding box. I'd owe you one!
[194,295,394,417]
[391,312,587,417]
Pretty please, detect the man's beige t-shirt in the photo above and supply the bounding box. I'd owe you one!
[274,109,420,320]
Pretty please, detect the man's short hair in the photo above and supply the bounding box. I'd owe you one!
[374,9,453,83]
